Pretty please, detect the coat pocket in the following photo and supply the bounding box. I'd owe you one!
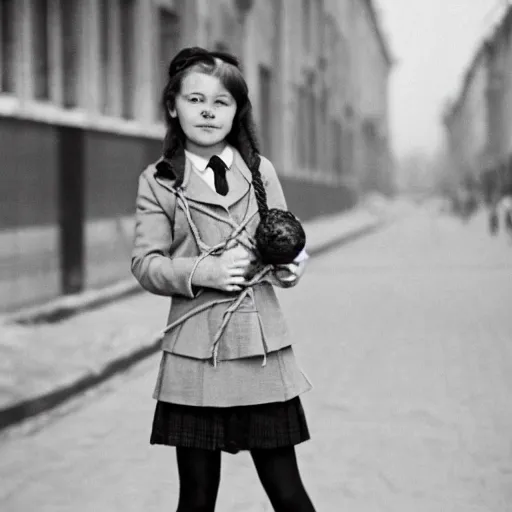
[162,310,212,359]
[208,294,266,360]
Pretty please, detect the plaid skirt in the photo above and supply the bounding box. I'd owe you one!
[150,396,310,454]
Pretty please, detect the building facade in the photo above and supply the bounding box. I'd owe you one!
[0,0,391,312]
[349,0,393,195]
[444,47,489,188]
[444,6,512,204]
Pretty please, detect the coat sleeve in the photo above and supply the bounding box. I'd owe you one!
[131,172,199,298]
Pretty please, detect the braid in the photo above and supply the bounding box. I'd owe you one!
[234,107,269,219]
[233,104,306,266]
[250,155,269,219]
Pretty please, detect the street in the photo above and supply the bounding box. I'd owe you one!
[1,207,512,511]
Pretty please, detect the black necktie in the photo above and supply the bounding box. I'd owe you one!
[207,155,229,196]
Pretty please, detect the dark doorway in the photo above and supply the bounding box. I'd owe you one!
[58,126,85,295]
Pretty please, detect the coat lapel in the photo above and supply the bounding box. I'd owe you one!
[154,147,256,212]
[182,158,226,208]
[224,148,254,209]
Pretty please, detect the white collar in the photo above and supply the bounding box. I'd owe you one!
[185,145,234,172]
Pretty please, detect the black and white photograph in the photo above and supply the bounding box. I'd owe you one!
[1,1,512,510]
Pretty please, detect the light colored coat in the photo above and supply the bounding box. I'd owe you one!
[131,148,295,362]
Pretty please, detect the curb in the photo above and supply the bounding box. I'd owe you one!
[307,221,381,258]
[0,219,384,432]
[1,280,143,326]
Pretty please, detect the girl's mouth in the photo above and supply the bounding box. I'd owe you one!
[197,124,219,129]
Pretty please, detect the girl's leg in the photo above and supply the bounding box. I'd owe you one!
[250,446,316,512]
[175,447,221,512]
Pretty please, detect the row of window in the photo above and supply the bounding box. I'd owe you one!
[296,80,351,176]
[300,1,350,92]
[301,0,327,58]
[0,0,180,124]
[297,4,352,176]
[0,0,353,179]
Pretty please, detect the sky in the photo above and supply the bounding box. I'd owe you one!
[375,0,508,160]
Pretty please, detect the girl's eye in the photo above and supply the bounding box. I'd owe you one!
[188,97,202,103]
[216,100,228,106]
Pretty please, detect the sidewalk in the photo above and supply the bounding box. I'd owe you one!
[0,204,391,431]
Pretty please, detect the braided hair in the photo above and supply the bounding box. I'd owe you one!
[161,47,305,265]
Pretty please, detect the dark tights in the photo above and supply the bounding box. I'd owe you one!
[251,447,316,512]
[176,447,221,512]
[175,446,316,512]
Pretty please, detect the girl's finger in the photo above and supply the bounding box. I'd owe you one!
[229,267,247,277]
[229,276,246,286]
[231,258,251,269]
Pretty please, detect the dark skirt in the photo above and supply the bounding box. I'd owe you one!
[150,396,310,454]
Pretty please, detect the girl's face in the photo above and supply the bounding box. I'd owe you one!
[170,71,237,153]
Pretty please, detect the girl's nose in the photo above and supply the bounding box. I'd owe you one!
[201,110,214,119]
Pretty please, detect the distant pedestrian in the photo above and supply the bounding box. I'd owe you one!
[489,206,499,236]
[131,47,316,511]
[497,187,512,242]
[488,189,499,236]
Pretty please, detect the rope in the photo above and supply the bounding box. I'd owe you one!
[174,187,258,254]
[210,264,272,367]
[156,178,271,366]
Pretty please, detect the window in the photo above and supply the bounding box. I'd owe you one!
[120,0,136,119]
[317,11,326,62]
[319,88,327,171]
[298,85,308,164]
[99,0,113,115]
[339,33,349,97]
[259,65,272,159]
[60,0,81,108]
[97,0,136,118]
[302,0,310,53]
[331,119,343,176]
[220,3,236,52]
[0,0,16,93]
[326,17,337,89]
[307,73,316,168]
[0,0,163,133]
[31,0,50,101]
[297,75,319,171]
[158,8,180,118]
[343,125,354,177]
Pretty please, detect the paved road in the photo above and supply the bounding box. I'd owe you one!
[1,208,512,511]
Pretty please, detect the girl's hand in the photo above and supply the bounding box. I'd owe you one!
[191,244,254,292]
[269,250,309,288]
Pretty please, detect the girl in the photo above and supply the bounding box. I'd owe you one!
[132,47,316,511]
